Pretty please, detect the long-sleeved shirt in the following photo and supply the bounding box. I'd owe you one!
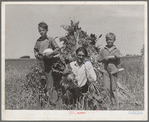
[34,36,59,56]
[34,36,60,72]
[97,45,121,90]
[97,45,121,70]
[70,61,97,87]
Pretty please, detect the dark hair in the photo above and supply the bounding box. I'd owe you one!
[76,47,88,57]
[106,32,116,41]
[38,22,48,30]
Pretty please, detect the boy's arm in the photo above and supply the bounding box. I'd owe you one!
[43,38,60,59]
[97,57,105,62]
[106,49,121,64]
[115,49,121,65]
[97,49,105,63]
[51,39,60,55]
[107,49,121,59]
[34,42,39,58]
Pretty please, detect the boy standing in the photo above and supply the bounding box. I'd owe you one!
[34,22,60,98]
[97,32,123,105]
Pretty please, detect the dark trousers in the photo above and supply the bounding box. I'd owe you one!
[69,83,88,103]
[43,57,59,95]
[80,83,88,93]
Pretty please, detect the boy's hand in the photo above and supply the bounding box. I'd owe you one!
[105,56,115,61]
[35,54,39,59]
[105,57,109,61]
[114,54,121,58]
[38,54,43,59]
[35,54,43,59]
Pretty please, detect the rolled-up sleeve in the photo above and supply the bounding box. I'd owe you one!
[85,61,97,81]
[96,48,105,63]
[114,49,121,58]
[51,39,60,50]
[114,49,121,65]
[34,42,39,58]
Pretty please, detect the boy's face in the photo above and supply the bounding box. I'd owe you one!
[106,38,115,47]
[38,27,48,37]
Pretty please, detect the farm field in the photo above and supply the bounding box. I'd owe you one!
[5,56,144,110]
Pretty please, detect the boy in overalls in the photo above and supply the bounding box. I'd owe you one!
[34,22,60,99]
[97,32,124,105]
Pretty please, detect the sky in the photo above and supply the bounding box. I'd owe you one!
[4,2,146,59]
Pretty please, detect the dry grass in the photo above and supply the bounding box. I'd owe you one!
[5,56,144,110]
[5,59,36,109]
[115,56,144,110]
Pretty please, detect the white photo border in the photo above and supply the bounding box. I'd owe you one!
[1,1,148,121]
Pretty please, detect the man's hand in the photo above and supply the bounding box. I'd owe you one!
[61,82,70,90]
[88,74,96,83]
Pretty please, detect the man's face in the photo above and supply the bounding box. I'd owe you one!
[106,38,115,47]
[77,51,85,64]
[38,27,48,37]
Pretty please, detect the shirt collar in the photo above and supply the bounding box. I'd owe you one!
[74,61,85,67]
[104,45,117,52]
[37,35,47,41]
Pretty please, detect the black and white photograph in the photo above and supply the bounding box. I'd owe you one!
[2,1,148,121]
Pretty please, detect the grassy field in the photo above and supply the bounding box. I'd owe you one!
[5,59,37,109]
[5,56,144,110]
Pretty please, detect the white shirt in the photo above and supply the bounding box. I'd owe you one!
[70,61,97,87]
